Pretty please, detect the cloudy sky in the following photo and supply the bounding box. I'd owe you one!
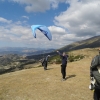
[0,0,100,49]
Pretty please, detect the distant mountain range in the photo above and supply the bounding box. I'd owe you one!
[0,35,100,58]
[0,47,55,56]
[26,35,100,59]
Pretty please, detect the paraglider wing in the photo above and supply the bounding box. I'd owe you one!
[31,25,42,38]
[31,25,52,40]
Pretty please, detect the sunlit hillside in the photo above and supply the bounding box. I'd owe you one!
[0,48,99,100]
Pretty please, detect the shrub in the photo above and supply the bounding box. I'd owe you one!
[68,54,84,62]
[55,58,61,64]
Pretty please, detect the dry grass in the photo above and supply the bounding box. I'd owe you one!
[0,48,98,100]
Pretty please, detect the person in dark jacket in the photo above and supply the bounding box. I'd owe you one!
[57,51,68,81]
[42,55,50,70]
[89,49,100,100]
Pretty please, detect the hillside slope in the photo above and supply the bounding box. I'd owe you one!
[0,48,98,100]
[59,35,100,52]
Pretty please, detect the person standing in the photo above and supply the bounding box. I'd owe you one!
[89,49,100,100]
[57,51,68,81]
[42,55,50,70]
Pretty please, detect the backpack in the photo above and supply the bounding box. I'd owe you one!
[41,58,46,66]
[90,55,100,89]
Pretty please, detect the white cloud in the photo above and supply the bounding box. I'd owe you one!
[9,0,66,12]
[22,16,29,19]
[0,17,91,48]
[54,0,100,37]
[0,17,72,48]
[1,0,100,48]
[49,26,67,35]
[0,17,12,23]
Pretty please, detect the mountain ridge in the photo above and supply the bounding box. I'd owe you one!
[59,35,100,52]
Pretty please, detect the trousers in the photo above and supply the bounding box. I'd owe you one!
[43,61,47,70]
[61,64,66,79]
[94,88,100,100]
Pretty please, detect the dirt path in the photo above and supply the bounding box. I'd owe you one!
[0,58,93,100]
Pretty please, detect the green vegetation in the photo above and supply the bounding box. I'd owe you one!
[49,53,84,64]
[49,55,61,64]
[68,54,84,62]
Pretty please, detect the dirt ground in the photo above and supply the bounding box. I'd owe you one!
[0,48,98,100]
